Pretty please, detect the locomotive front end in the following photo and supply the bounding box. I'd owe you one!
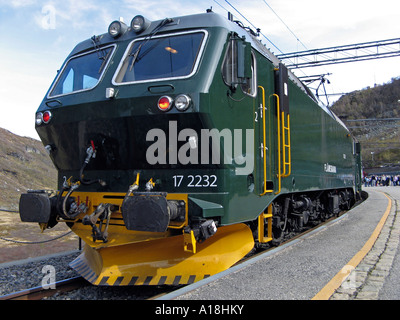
[19,13,255,286]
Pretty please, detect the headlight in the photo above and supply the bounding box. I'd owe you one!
[35,112,43,125]
[175,94,191,111]
[131,15,151,33]
[108,20,128,38]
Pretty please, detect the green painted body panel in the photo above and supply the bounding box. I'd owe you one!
[35,12,360,226]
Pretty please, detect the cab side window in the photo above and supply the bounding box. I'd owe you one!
[222,39,237,87]
[222,37,257,97]
[240,52,256,97]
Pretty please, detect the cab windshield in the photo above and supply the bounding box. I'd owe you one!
[114,31,206,84]
[49,46,114,97]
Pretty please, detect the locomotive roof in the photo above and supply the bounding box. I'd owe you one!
[67,11,347,129]
[69,12,305,91]
[69,12,270,57]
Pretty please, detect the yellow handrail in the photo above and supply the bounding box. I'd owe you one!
[260,91,291,196]
[273,94,292,195]
[281,112,291,178]
[258,86,273,196]
[257,204,273,243]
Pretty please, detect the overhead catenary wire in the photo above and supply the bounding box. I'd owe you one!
[258,1,338,99]
[215,0,333,102]
[223,0,285,54]
[261,0,309,51]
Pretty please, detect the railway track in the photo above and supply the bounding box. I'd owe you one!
[0,220,345,300]
[0,217,348,301]
[0,274,181,300]
[0,276,87,300]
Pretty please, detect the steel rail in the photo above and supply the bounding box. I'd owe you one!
[0,276,87,300]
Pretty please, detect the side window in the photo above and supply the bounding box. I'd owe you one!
[222,37,257,97]
[241,52,256,97]
[222,39,237,87]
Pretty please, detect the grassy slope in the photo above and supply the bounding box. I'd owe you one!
[0,128,57,210]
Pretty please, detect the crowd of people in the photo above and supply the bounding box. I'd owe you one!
[363,174,400,187]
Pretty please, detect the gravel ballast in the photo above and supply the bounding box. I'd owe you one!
[0,250,176,299]
[0,251,80,296]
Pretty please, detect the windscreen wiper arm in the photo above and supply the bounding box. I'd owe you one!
[129,18,173,71]
[90,35,113,74]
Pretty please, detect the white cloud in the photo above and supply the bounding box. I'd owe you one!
[0,52,50,139]
[30,0,112,31]
[4,0,36,8]
[121,0,210,20]
[226,0,400,51]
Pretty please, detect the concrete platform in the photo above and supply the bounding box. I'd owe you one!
[160,187,400,300]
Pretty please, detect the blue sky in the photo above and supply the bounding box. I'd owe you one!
[1,0,400,139]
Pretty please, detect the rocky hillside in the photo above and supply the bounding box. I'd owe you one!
[331,77,400,120]
[331,77,400,168]
[0,128,57,210]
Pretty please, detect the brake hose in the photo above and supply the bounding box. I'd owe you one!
[79,141,106,186]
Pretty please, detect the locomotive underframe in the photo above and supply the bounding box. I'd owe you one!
[20,184,356,285]
[251,187,355,248]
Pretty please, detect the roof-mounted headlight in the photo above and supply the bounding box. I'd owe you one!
[131,15,151,33]
[108,20,128,38]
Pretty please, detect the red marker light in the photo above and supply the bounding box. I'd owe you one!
[42,111,52,124]
[158,96,173,111]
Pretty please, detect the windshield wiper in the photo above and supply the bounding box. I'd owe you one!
[129,18,173,71]
[90,35,112,74]
[129,49,141,71]
[98,48,112,74]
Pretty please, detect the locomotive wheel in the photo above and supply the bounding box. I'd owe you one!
[271,225,285,246]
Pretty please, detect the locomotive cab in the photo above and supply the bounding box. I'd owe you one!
[20,12,261,285]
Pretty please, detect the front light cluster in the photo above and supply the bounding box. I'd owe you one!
[158,95,192,112]
[36,111,52,126]
[108,15,151,38]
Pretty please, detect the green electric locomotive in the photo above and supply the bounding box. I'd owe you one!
[19,10,362,286]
